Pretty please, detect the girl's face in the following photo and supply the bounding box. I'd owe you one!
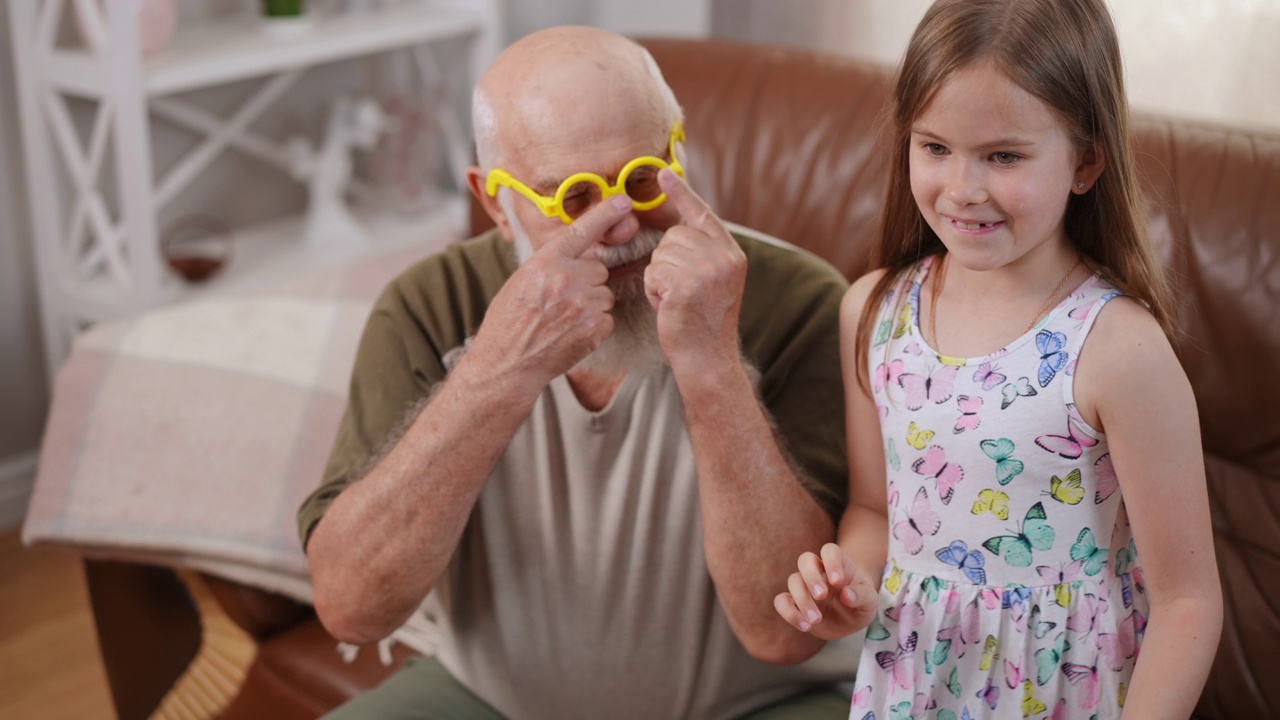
[909,61,1093,273]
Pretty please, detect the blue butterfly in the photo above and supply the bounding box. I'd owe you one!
[1002,586,1032,611]
[1035,330,1069,388]
[936,540,987,584]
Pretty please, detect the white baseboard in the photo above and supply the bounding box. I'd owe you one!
[0,450,38,533]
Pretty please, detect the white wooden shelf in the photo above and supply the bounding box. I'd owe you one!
[61,194,470,323]
[10,1,501,376]
[144,5,486,97]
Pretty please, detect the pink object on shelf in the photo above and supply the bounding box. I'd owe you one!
[75,0,177,58]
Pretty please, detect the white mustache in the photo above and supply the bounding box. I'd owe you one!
[597,228,663,269]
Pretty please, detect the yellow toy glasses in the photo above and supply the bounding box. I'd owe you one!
[485,121,686,224]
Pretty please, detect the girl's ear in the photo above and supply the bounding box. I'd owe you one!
[1073,142,1106,194]
[466,166,515,243]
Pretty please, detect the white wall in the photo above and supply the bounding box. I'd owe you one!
[502,0,709,42]
[0,0,49,530]
[714,0,1280,133]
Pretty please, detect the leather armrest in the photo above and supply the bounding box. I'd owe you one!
[199,572,314,643]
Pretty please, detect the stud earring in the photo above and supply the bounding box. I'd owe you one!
[1076,182,1086,190]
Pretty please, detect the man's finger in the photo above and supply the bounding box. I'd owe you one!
[545,194,634,258]
[658,168,719,234]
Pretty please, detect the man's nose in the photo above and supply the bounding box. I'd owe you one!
[596,209,640,247]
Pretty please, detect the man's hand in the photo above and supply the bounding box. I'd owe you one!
[471,195,636,394]
[645,169,747,372]
[773,543,879,642]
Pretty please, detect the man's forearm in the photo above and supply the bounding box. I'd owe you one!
[677,358,836,664]
[307,357,539,644]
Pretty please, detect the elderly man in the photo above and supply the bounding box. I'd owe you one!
[300,25,858,719]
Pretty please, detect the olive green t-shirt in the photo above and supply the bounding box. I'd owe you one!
[298,225,856,719]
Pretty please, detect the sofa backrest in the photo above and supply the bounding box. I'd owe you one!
[637,37,1280,719]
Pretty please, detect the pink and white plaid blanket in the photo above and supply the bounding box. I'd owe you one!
[23,238,455,654]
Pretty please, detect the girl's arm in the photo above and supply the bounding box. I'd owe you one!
[774,271,889,640]
[1077,297,1223,719]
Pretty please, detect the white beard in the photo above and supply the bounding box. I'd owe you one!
[505,195,667,377]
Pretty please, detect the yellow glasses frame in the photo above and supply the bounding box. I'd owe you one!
[485,121,686,224]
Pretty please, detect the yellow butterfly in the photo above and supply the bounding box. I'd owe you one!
[938,353,967,367]
[1048,468,1085,505]
[906,421,935,450]
[1022,680,1047,717]
[979,634,999,671]
[892,303,913,338]
[885,560,905,594]
[1055,582,1073,608]
[1119,682,1128,708]
[971,488,1010,520]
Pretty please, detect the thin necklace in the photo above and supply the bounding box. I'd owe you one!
[928,254,1084,348]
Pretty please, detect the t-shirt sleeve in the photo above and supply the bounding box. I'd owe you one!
[295,287,447,550]
[739,237,850,523]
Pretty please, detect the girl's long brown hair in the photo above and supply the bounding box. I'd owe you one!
[855,0,1174,391]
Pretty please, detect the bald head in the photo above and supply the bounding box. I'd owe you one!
[472,26,682,171]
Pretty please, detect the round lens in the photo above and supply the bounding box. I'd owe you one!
[560,180,604,219]
[623,163,664,203]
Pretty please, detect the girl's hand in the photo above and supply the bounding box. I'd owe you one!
[774,542,879,641]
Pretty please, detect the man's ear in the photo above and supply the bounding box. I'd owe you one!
[466,166,515,242]
[1072,141,1106,194]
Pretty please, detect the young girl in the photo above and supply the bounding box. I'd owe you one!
[774,0,1222,717]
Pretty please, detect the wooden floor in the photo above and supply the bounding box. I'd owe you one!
[0,529,256,719]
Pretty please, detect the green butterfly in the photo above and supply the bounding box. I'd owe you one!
[866,612,890,641]
[980,437,1025,485]
[1035,631,1071,685]
[874,318,892,347]
[1029,603,1057,640]
[945,666,962,699]
[925,638,952,675]
[937,711,958,720]
[888,700,915,720]
[1071,527,1109,576]
[1115,538,1138,573]
[921,575,946,603]
[887,437,902,472]
[982,502,1055,567]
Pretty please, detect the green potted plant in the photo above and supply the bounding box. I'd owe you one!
[262,0,305,17]
[260,0,310,35]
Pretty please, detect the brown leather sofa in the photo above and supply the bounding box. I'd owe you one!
[84,37,1280,719]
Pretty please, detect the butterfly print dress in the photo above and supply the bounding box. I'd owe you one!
[852,255,1148,720]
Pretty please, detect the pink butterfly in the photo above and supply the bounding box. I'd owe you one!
[1004,658,1024,688]
[893,487,941,555]
[875,359,905,393]
[898,364,959,411]
[875,631,918,690]
[953,394,983,433]
[1067,593,1106,636]
[1062,656,1102,709]
[851,685,872,709]
[973,361,1007,391]
[979,588,1002,610]
[1094,453,1118,504]
[912,445,965,504]
[885,600,926,636]
[904,341,924,356]
[1050,698,1069,720]
[937,596,983,649]
[1035,404,1099,459]
[1036,560,1084,585]
[1096,609,1147,671]
[888,480,900,510]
